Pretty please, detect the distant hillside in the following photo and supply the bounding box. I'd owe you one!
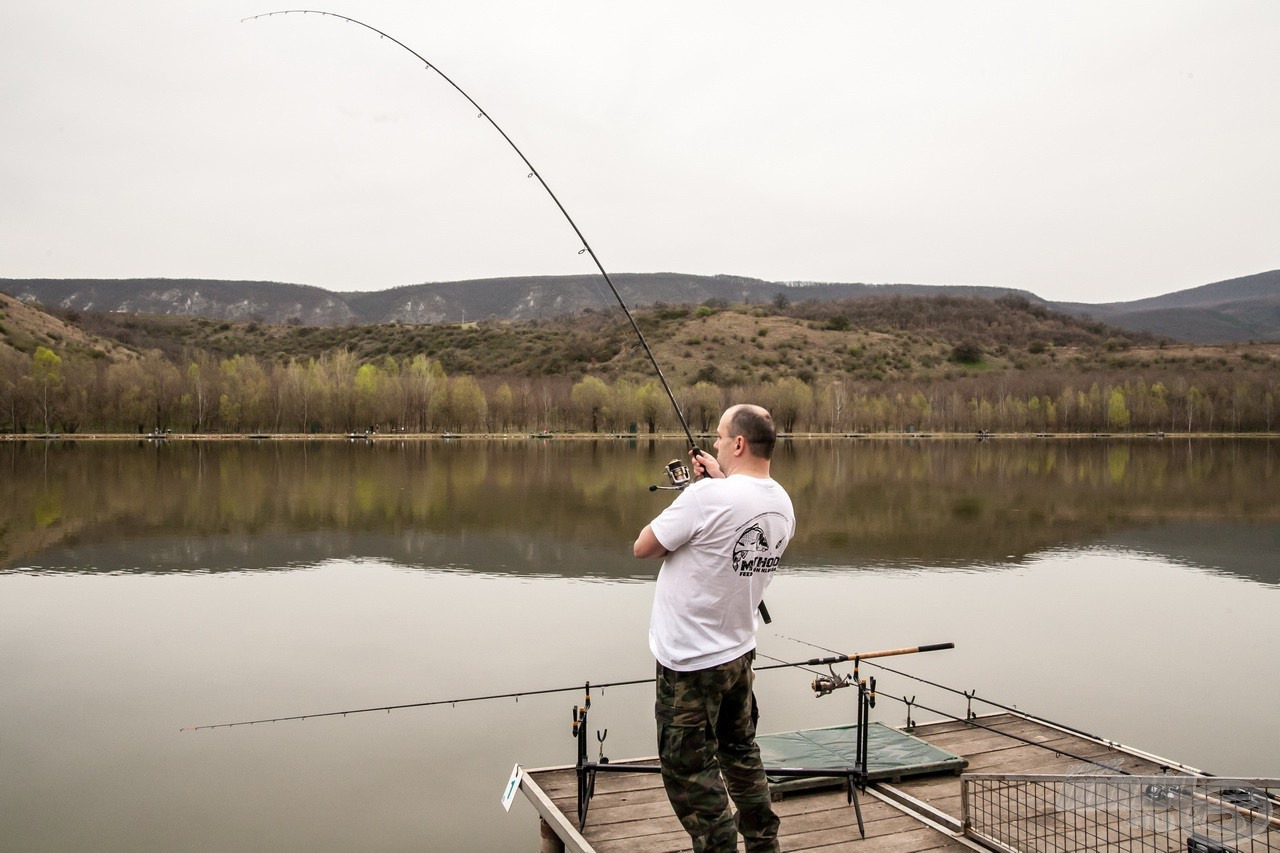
[0,274,1035,326]
[5,286,1279,436]
[0,292,133,361]
[0,278,358,326]
[4,269,1277,342]
[1050,270,1280,343]
[7,290,1156,388]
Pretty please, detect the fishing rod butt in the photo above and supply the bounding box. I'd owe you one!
[917,642,955,653]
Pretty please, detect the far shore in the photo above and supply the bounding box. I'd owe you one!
[3,430,1276,442]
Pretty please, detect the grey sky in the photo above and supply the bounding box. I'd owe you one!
[2,2,1277,304]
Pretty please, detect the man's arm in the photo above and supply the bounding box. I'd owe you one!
[633,525,669,559]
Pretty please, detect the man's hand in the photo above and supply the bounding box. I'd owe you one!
[691,448,724,479]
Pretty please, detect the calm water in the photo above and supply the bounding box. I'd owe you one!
[1,438,1277,851]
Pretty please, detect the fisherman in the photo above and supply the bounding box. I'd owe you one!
[633,403,795,853]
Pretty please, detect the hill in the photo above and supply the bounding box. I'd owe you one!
[6,270,1278,343]
[1050,270,1280,343]
[0,292,133,362]
[0,274,1037,326]
[35,292,1152,387]
[4,289,1278,435]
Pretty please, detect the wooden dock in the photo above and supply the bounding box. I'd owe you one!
[520,711,1244,852]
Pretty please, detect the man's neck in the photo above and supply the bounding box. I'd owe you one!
[726,457,771,479]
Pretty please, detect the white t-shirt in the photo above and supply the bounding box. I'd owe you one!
[648,473,796,672]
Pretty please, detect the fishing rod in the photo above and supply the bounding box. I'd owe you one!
[246,10,772,623]
[179,642,953,732]
[243,10,700,454]
[778,634,1138,751]
[772,635,1213,776]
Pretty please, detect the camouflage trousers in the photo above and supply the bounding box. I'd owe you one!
[656,650,781,853]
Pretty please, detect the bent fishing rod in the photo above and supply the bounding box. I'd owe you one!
[180,642,953,731]
[244,10,699,453]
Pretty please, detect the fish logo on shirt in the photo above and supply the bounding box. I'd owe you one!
[732,524,781,577]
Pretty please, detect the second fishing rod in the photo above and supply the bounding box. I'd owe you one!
[182,642,955,731]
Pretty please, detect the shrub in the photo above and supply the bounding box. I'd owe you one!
[951,341,984,364]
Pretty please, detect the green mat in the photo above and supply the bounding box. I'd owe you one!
[758,722,967,785]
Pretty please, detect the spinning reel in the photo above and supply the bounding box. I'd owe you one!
[648,459,693,492]
[812,663,875,708]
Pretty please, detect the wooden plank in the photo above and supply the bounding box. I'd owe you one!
[519,770,595,853]
[782,822,967,852]
[786,826,970,852]
[915,721,1078,753]
[551,783,673,818]
[534,764,664,798]
[523,716,1210,853]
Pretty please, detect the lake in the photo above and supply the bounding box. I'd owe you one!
[1,437,1277,851]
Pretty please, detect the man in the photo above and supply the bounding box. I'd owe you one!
[633,404,795,853]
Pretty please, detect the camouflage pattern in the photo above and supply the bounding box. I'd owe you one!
[656,651,781,852]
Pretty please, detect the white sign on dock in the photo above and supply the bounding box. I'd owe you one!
[500,763,523,812]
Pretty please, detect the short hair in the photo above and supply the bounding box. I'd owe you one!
[728,405,777,460]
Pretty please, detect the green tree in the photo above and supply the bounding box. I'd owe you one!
[220,355,269,432]
[571,376,610,432]
[354,362,387,430]
[448,376,488,432]
[766,377,813,432]
[143,353,184,430]
[908,391,932,430]
[683,382,723,433]
[1185,385,1203,432]
[404,354,446,432]
[1149,382,1169,433]
[280,358,318,433]
[107,359,151,432]
[611,379,641,433]
[320,350,359,432]
[636,381,664,434]
[56,357,96,434]
[1106,387,1130,430]
[31,346,62,433]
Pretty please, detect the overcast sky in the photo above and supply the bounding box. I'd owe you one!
[2,2,1277,304]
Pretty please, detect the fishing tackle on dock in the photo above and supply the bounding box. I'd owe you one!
[567,643,952,833]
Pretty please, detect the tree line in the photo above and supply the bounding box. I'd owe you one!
[2,344,1276,435]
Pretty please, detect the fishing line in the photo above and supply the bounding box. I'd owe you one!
[180,643,952,731]
[243,10,699,451]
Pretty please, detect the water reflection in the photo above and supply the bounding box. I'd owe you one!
[1,438,1278,853]
[2,438,1277,583]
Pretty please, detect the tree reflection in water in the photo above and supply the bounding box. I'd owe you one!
[2,438,1276,582]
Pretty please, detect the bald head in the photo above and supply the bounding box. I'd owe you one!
[724,404,777,460]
